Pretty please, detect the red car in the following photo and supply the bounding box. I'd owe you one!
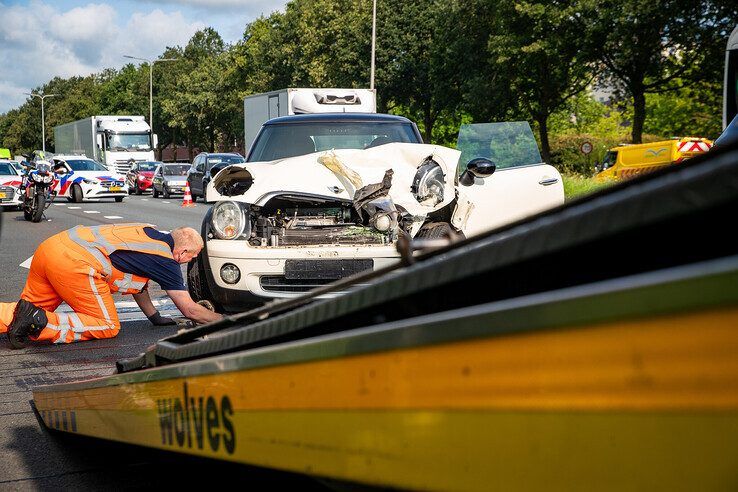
[125,161,160,194]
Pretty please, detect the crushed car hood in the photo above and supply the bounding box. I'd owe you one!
[208,143,461,216]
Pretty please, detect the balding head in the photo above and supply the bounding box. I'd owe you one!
[171,227,203,264]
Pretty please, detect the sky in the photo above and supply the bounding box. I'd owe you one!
[0,0,288,114]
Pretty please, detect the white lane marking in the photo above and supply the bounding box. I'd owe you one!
[20,256,33,269]
[56,297,182,321]
[141,199,148,201]
[53,203,65,206]
[104,215,123,219]
[68,206,81,209]
[162,201,170,204]
[84,210,100,214]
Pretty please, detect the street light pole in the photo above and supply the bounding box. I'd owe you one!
[123,55,178,133]
[24,92,57,153]
[370,0,377,90]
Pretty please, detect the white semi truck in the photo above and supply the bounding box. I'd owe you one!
[243,88,376,152]
[53,116,157,174]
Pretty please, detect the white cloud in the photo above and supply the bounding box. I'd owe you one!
[0,1,205,114]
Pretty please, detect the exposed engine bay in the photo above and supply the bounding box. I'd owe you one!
[207,143,463,245]
[247,194,395,247]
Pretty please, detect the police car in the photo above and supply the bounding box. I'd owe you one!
[50,155,127,202]
[0,160,23,208]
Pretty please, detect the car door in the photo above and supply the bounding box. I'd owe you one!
[452,122,565,238]
[152,165,162,191]
[190,156,204,195]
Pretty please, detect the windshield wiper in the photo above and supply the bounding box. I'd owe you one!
[111,146,128,152]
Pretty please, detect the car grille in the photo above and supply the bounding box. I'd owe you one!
[101,180,124,189]
[260,276,337,293]
[112,160,143,174]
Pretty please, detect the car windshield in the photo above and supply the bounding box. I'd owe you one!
[66,159,107,171]
[164,164,189,176]
[206,155,245,166]
[0,162,17,175]
[138,162,159,171]
[106,133,151,151]
[248,122,420,162]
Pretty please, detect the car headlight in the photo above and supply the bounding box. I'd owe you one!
[211,201,246,240]
[411,159,445,206]
[82,178,99,185]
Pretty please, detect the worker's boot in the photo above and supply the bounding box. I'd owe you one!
[7,299,47,349]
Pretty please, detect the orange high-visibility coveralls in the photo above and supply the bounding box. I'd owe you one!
[0,224,174,343]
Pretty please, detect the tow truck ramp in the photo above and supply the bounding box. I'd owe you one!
[33,144,738,490]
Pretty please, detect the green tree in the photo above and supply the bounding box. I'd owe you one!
[455,0,598,163]
[586,0,736,143]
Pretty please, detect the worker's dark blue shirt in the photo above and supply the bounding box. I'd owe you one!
[109,227,186,291]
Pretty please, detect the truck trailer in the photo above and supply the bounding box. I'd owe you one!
[243,88,376,152]
[53,116,157,174]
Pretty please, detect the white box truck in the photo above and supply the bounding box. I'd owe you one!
[53,116,157,174]
[243,88,376,152]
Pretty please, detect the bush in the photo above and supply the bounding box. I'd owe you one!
[562,173,612,200]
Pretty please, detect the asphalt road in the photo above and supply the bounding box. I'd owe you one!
[0,194,329,489]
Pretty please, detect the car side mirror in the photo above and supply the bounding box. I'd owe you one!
[459,158,496,186]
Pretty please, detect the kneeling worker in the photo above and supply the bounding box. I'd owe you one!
[0,223,222,348]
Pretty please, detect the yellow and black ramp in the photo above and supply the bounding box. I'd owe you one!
[33,255,738,491]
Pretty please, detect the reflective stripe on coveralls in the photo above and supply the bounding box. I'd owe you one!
[0,224,174,343]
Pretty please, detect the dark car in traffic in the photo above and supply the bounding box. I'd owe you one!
[152,163,190,198]
[186,153,244,202]
[125,161,161,194]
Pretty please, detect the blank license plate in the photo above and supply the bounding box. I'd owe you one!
[0,192,6,199]
[285,259,374,280]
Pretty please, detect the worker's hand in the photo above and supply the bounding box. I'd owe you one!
[147,310,176,326]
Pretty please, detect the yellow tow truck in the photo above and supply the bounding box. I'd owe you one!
[595,137,712,180]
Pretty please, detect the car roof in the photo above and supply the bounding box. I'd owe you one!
[200,153,243,158]
[264,113,413,125]
[53,155,93,161]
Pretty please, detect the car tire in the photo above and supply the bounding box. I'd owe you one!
[72,183,83,203]
[163,186,171,199]
[416,221,463,240]
[187,254,222,311]
[152,187,159,198]
[114,196,124,203]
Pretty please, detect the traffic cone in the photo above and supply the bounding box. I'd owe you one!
[182,182,195,207]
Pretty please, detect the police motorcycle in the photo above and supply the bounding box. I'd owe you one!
[20,159,59,222]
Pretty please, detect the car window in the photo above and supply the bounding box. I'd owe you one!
[195,156,205,172]
[249,122,419,162]
[164,164,189,176]
[206,155,245,168]
[65,159,107,171]
[139,162,160,172]
[456,122,543,172]
[0,162,17,175]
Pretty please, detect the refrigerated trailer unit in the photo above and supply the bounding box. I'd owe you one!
[243,88,376,152]
[53,116,157,174]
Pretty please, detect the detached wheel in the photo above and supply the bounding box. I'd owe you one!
[71,183,83,203]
